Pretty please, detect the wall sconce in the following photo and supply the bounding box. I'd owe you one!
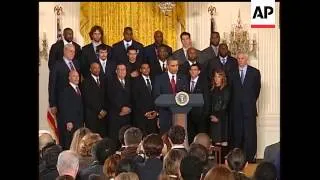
[222,9,258,58]
[39,32,48,66]
[158,2,176,16]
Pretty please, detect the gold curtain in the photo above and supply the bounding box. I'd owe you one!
[80,2,186,51]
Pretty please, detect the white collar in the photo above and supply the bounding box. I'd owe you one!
[63,57,72,63]
[171,144,185,149]
[92,41,101,47]
[63,39,73,45]
[69,82,78,90]
[239,65,248,71]
[99,58,107,63]
[211,44,219,49]
[91,74,99,81]
[191,76,199,83]
[219,56,228,60]
[123,40,132,45]
[188,60,196,66]
[159,59,167,64]
[167,71,176,79]
[142,75,151,81]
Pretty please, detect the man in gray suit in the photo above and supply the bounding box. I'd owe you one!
[202,31,220,66]
[171,32,202,65]
[263,141,280,163]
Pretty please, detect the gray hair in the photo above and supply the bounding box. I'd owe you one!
[57,150,79,178]
[236,51,249,59]
[39,133,54,151]
[64,43,75,51]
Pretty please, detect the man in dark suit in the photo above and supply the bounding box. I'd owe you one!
[263,141,280,164]
[149,44,169,80]
[229,52,261,162]
[48,44,81,119]
[126,46,142,78]
[186,63,209,143]
[144,30,172,65]
[202,31,220,66]
[171,32,201,65]
[80,25,112,78]
[207,43,238,82]
[81,62,107,137]
[168,125,188,153]
[106,63,132,147]
[58,70,84,149]
[132,62,158,136]
[178,47,206,77]
[48,28,81,71]
[95,44,116,80]
[153,59,188,134]
[111,27,144,63]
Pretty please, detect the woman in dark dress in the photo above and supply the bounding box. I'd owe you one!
[208,69,230,146]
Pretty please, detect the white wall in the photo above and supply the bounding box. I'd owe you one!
[186,2,280,158]
[39,3,280,159]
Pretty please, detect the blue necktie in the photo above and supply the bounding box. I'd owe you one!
[240,70,244,84]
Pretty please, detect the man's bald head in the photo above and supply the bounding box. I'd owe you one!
[39,133,54,151]
[193,133,211,150]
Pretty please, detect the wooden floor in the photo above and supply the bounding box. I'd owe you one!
[243,163,258,177]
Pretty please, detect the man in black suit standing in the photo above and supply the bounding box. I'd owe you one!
[48,28,81,71]
[171,32,202,65]
[49,44,81,120]
[95,44,116,80]
[80,25,112,78]
[81,62,108,137]
[106,63,132,147]
[178,47,205,77]
[111,27,144,63]
[153,58,188,134]
[207,43,238,82]
[149,45,169,80]
[202,31,220,66]
[144,30,172,65]
[58,70,84,149]
[132,62,158,136]
[186,63,209,143]
[229,52,261,162]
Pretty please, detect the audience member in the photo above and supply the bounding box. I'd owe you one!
[115,172,139,180]
[70,128,91,154]
[103,154,121,180]
[180,156,204,180]
[204,165,235,180]
[253,162,277,180]
[225,148,250,180]
[56,150,79,179]
[121,127,143,160]
[163,149,187,179]
[168,125,187,153]
[78,133,102,170]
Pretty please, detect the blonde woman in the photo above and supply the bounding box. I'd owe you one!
[209,69,230,146]
[69,127,91,154]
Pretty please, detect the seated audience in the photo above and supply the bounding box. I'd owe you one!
[121,127,143,160]
[39,143,62,180]
[115,172,139,180]
[115,158,139,176]
[56,150,79,180]
[180,156,204,180]
[137,134,164,180]
[253,162,277,180]
[168,125,187,153]
[188,143,213,176]
[225,148,250,180]
[117,125,132,154]
[103,154,122,180]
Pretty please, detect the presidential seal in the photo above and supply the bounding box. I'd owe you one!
[175,91,189,106]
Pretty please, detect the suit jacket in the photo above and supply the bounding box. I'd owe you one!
[49,59,80,107]
[171,48,202,65]
[111,40,144,63]
[106,75,132,120]
[81,75,106,129]
[149,59,166,80]
[78,162,103,180]
[202,46,219,65]
[153,72,188,99]
[144,43,172,65]
[263,142,280,163]
[230,65,261,117]
[48,40,81,71]
[187,76,210,118]
[137,158,163,180]
[207,56,238,82]
[58,84,84,127]
[132,76,156,122]
[178,61,206,77]
[94,59,116,80]
[80,43,112,78]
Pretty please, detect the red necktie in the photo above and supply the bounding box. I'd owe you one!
[171,75,176,94]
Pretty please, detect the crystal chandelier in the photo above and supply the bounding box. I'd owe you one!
[158,2,176,16]
[222,9,258,58]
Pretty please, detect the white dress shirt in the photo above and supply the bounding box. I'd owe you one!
[211,45,219,56]
[92,41,101,53]
[63,39,73,45]
[183,47,188,58]
[123,40,133,48]
[91,74,100,83]
[219,56,228,64]
[69,82,79,93]
[188,60,196,66]
[168,71,177,82]
[190,76,199,91]
[142,75,152,89]
[239,65,248,79]
[158,60,167,71]
[99,59,107,73]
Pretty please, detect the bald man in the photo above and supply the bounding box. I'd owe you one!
[58,70,84,149]
[144,30,172,67]
[81,62,108,137]
[193,133,212,151]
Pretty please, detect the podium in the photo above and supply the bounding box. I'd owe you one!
[155,93,204,145]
